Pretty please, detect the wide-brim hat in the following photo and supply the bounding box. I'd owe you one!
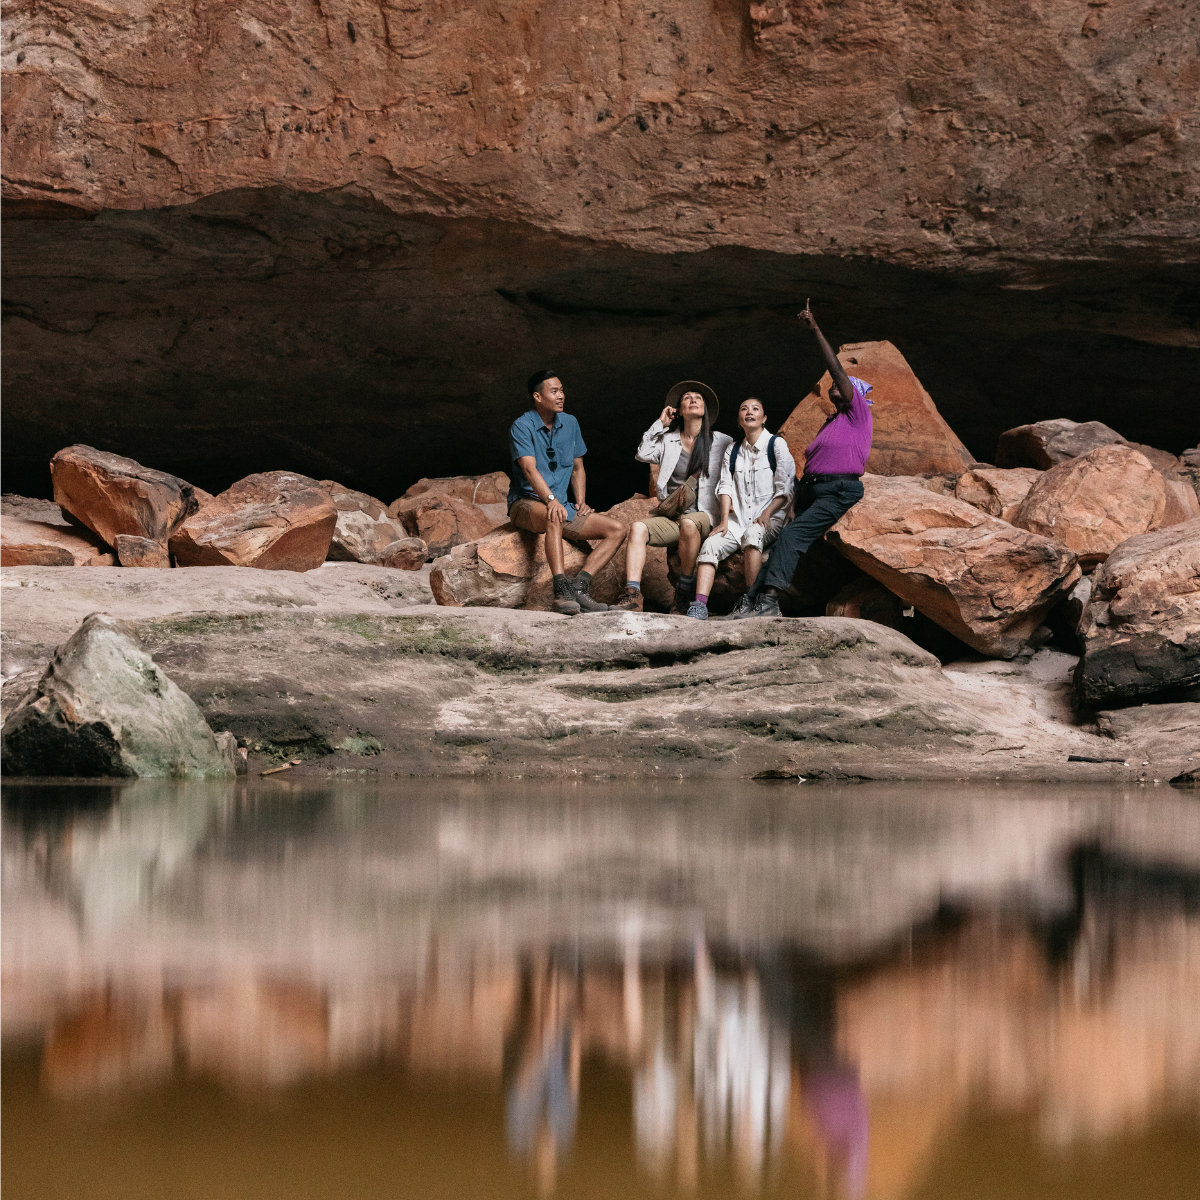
[665,380,719,422]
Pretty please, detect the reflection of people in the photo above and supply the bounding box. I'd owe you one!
[731,305,873,619]
[614,382,733,613]
[690,398,796,620]
[508,370,626,615]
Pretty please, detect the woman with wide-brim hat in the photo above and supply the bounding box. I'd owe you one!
[612,381,733,613]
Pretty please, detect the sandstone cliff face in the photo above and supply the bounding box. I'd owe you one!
[4,0,1196,270]
[2,2,1196,501]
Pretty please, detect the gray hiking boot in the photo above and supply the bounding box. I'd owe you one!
[723,593,756,620]
[553,577,581,615]
[686,600,709,621]
[570,577,609,613]
[755,591,781,617]
[726,593,760,620]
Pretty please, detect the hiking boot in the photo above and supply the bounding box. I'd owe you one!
[553,577,581,615]
[755,591,781,617]
[570,577,609,613]
[686,600,709,621]
[611,586,643,612]
[722,593,756,620]
[670,577,694,615]
[726,593,760,620]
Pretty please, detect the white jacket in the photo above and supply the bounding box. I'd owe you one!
[714,428,796,539]
[636,420,734,524]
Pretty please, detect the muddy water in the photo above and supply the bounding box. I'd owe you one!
[3,779,1198,1200]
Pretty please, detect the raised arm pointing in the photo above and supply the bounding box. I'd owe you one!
[798,300,856,414]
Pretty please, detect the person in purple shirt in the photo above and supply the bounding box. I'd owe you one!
[729,303,872,619]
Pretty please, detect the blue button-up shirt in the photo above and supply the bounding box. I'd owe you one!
[507,409,587,518]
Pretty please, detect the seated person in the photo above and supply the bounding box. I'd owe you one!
[508,370,626,615]
[687,397,796,620]
[613,382,733,613]
[730,303,873,619]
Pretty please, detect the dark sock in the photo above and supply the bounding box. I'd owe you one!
[576,570,593,591]
[553,573,567,587]
[677,573,695,588]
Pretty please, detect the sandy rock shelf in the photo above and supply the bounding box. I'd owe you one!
[4,566,1195,784]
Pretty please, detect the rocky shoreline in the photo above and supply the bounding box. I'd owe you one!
[2,565,1196,784]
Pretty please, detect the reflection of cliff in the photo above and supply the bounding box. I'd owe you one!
[4,782,1199,1196]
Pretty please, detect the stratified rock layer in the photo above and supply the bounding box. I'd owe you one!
[1,496,114,566]
[1075,520,1200,707]
[780,341,974,477]
[826,475,1080,659]
[1,613,232,778]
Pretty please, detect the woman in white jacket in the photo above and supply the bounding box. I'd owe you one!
[613,381,733,613]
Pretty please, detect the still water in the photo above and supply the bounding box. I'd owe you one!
[3,779,1198,1200]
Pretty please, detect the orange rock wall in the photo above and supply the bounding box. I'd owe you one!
[4,0,1196,273]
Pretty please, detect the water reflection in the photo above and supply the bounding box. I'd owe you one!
[3,779,1198,1200]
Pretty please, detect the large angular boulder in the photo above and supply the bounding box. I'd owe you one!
[779,341,974,476]
[1161,470,1200,528]
[1,614,233,778]
[1075,520,1200,707]
[1,496,115,566]
[996,419,1126,469]
[113,535,171,568]
[430,526,587,609]
[169,472,337,571]
[389,492,503,559]
[50,445,203,547]
[825,475,1080,659]
[319,481,427,569]
[400,471,511,506]
[954,467,1042,523]
[995,418,1179,472]
[1011,445,1166,568]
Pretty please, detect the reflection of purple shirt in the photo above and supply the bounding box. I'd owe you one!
[803,377,873,476]
[805,1066,868,1199]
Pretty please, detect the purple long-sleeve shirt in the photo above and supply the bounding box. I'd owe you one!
[803,376,873,476]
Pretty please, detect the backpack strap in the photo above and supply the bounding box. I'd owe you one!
[729,441,740,477]
[767,434,778,474]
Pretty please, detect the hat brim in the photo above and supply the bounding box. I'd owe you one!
[665,380,719,423]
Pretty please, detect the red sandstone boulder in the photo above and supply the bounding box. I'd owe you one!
[1075,519,1200,706]
[995,418,1179,472]
[429,525,587,609]
[1160,470,1200,528]
[319,480,426,568]
[0,496,115,566]
[825,475,1080,659]
[779,341,974,476]
[389,492,503,559]
[954,467,1042,523]
[169,471,337,570]
[1011,444,1166,568]
[400,472,510,506]
[113,535,170,568]
[50,445,202,547]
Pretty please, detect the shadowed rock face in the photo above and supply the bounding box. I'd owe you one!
[2,2,1197,501]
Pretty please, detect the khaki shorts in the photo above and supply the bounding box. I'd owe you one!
[508,498,592,541]
[696,518,782,566]
[642,511,712,547]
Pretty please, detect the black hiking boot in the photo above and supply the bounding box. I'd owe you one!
[553,576,581,615]
[570,576,609,613]
[722,593,756,620]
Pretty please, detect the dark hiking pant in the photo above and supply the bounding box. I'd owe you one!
[748,477,865,597]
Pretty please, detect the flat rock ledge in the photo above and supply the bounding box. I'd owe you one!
[1,566,1193,783]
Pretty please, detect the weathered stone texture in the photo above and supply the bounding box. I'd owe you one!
[954,468,1042,524]
[1075,520,1200,707]
[779,341,974,477]
[1012,445,1167,567]
[390,492,502,560]
[1,613,232,778]
[826,475,1080,659]
[319,480,423,567]
[50,445,201,547]
[169,471,337,570]
[401,473,511,506]
[1,496,115,566]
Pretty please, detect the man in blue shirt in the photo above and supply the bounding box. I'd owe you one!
[509,370,626,614]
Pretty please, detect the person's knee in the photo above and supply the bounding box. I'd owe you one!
[631,521,649,546]
[601,518,626,543]
[680,521,701,545]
